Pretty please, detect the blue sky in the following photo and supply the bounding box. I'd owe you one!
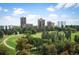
[0,3,79,26]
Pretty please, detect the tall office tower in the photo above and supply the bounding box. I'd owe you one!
[5,26,8,30]
[58,21,66,28]
[20,17,26,28]
[47,21,54,29]
[8,25,13,29]
[26,24,33,28]
[38,18,45,31]
[0,26,4,30]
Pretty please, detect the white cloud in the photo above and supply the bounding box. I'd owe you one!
[48,14,58,20]
[47,3,79,12]
[55,3,76,9]
[47,14,70,25]
[2,16,14,25]
[74,3,79,8]
[0,7,8,12]
[64,3,76,8]
[55,3,65,9]
[48,14,69,21]
[47,6,55,12]
[26,14,41,25]
[2,15,19,25]
[61,14,68,18]
[12,8,26,16]
[47,3,65,12]
[46,14,58,25]
[27,14,41,19]
[1,14,78,26]
[4,16,12,20]
[49,14,58,17]
[47,3,66,12]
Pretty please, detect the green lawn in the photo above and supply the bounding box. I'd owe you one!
[0,35,17,55]
[0,35,7,44]
[6,34,24,49]
[71,32,79,42]
[31,32,42,38]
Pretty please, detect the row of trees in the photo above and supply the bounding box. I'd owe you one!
[0,24,77,38]
[0,26,37,38]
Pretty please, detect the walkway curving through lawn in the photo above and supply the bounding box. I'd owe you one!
[3,35,15,50]
[3,34,24,50]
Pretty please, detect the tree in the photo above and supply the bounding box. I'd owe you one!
[49,31,58,42]
[16,37,33,55]
[74,44,79,54]
[60,50,69,55]
[74,35,79,43]
[0,30,4,38]
[41,31,49,39]
[55,36,68,54]
[0,45,8,55]
[28,37,43,47]
[64,30,71,40]
[24,27,37,35]
[41,43,57,55]
[57,32,65,41]
[61,41,75,55]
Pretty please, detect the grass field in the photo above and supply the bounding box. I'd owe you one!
[0,35,17,55]
[31,32,42,38]
[2,44,16,55]
[6,34,24,49]
[0,35,8,45]
[71,32,79,42]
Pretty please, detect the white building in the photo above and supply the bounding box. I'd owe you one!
[58,21,66,28]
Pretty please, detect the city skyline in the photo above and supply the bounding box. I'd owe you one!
[0,3,79,26]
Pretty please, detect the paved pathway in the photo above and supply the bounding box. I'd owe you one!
[3,35,15,50]
[0,36,6,45]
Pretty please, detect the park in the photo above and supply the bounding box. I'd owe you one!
[0,27,79,55]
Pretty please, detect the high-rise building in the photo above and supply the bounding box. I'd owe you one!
[0,26,4,30]
[47,21,54,29]
[58,21,66,28]
[20,17,26,28]
[38,18,45,31]
[26,24,33,28]
[9,25,15,29]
